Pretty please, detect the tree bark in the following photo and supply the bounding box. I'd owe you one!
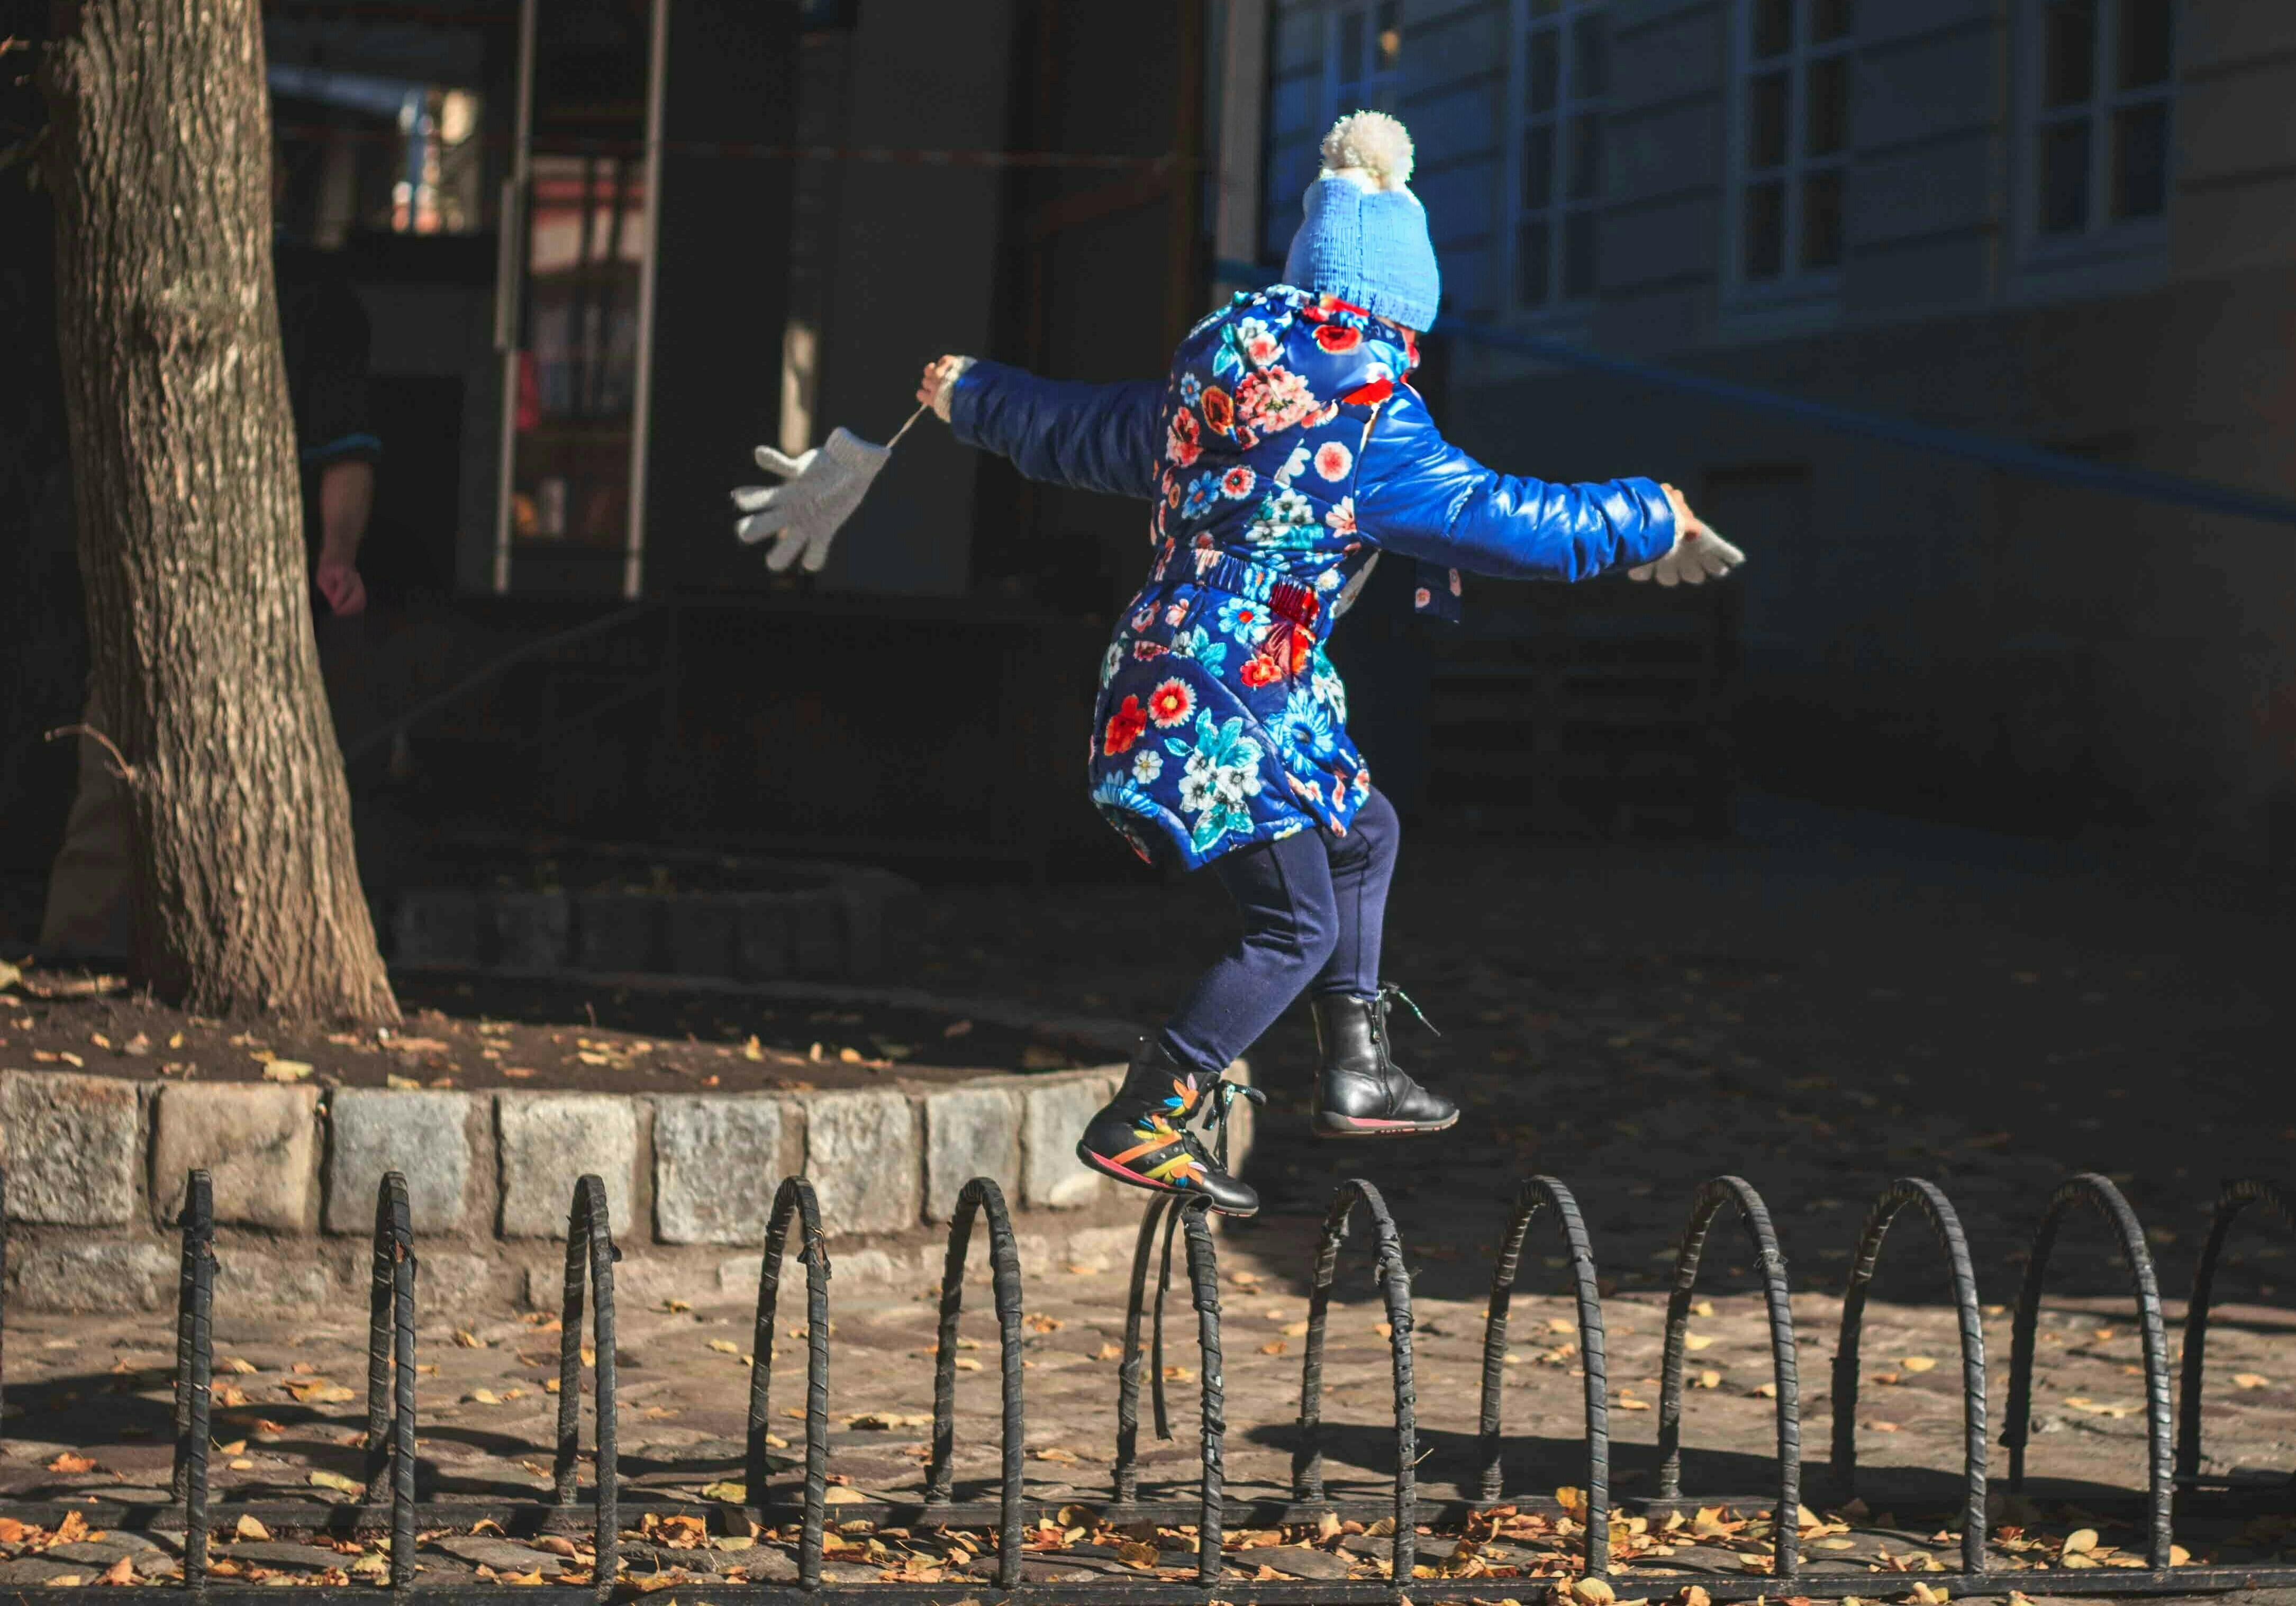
[37,0,398,1022]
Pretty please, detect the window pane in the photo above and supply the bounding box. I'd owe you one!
[1571,12,1610,99]
[1812,0,1853,42]
[1563,211,1598,297]
[2118,0,2173,88]
[1518,218,1553,304]
[2112,101,2168,217]
[2038,121,2091,233]
[1528,26,1560,113]
[1807,54,1850,156]
[1801,168,1844,268]
[1752,0,1792,59]
[1375,0,1402,70]
[1522,124,1556,210]
[1567,111,1603,200]
[2041,0,2097,108]
[1744,178,1786,278]
[1749,69,1790,169]
[1339,10,1365,99]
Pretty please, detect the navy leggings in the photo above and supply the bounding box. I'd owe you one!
[1159,787,1401,1078]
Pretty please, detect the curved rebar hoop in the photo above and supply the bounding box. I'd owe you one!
[2002,1172,2173,1567]
[1106,1200,1229,1584]
[1655,1175,1801,1581]
[1475,1175,1611,1573]
[743,1175,832,1589]
[1293,1178,1419,1585]
[1828,1178,1986,1574]
[923,1177,1028,1590]
[170,1171,216,1591]
[551,1176,621,1595]
[360,1172,419,1587]
[1113,1195,1178,1504]
[2176,1178,2296,1484]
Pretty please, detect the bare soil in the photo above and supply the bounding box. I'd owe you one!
[0,966,1109,1095]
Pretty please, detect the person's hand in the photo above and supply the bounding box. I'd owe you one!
[1630,483,1745,586]
[732,429,894,573]
[314,555,368,615]
[916,354,973,422]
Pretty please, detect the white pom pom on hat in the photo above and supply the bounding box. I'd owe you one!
[1318,110,1417,193]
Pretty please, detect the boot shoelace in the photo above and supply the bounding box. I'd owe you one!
[1371,984,1439,1067]
[1192,1075,1266,1175]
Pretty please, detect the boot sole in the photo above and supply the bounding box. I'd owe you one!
[1311,1110,1460,1139]
[1074,1143,1260,1217]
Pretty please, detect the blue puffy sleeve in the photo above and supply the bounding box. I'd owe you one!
[946,358,1165,501]
[1353,387,1676,581]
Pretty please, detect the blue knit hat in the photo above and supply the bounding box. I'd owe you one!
[1281,112,1440,331]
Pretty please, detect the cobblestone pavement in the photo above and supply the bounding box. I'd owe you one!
[0,797,2290,1597]
[3,1245,2296,1593]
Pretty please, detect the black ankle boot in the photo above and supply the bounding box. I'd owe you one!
[1310,987,1459,1138]
[1076,1038,1260,1215]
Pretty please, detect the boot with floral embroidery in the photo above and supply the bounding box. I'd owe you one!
[1075,1038,1260,1215]
[1310,987,1458,1137]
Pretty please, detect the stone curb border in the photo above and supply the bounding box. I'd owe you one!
[0,973,1250,1317]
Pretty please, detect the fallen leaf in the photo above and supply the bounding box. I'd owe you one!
[1260,1340,1287,1356]
[1900,1355,1938,1373]
[1574,1575,1616,1604]
[1683,1332,1717,1351]
[282,1378,355,1404]
[823,1486,868,1505]
[2062,1529,2099,1555]
[1617,1392,1651,1411]
[1911,1583,1948,1604]
[1094,1342,1123,1361]
[2234,1372,2270,1390]
[47,1453,98,1474]
[1863,1419,1900,1432]
[1692,1368,1721,1390]
[261,1059,314,1083]
[699,1480,747,1503]
[101,1556,135,1586]
[467,1389,501,1405]
[943,1019,973,1038]
[310,1470,361,1495]
[1751,1381,1778,1399]
[1282,1320,1310,1337]
[235,1516,271,1541]
[707,1339,741,1355]
[1691,1300,1714,1317]
[222,1357,259,1375]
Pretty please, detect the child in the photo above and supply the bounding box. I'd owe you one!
[919,112,1740,1216]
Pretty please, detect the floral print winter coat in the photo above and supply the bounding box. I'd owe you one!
[949,285,1679,870]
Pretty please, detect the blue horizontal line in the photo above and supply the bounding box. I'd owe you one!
[1209,260,2296,528]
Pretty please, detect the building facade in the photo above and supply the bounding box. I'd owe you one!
[1256,0,2296,859]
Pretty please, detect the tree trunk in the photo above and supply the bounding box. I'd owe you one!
[37,0,398,1022]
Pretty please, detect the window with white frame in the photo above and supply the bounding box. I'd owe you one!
[1736,0,1853,285]
[1327,1,1402,119]
[2030,0,2174,240]
[1513,0,1610,308]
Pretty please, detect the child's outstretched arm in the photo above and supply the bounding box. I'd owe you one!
[922,355,1164,500]
[1355,386,1691,582]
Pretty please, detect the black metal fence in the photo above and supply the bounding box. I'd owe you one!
[3,1164,2293,1602]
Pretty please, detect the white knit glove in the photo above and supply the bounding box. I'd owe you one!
[927,356,974,423]
[731,428,892,573]
[1629,522,1745,587]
